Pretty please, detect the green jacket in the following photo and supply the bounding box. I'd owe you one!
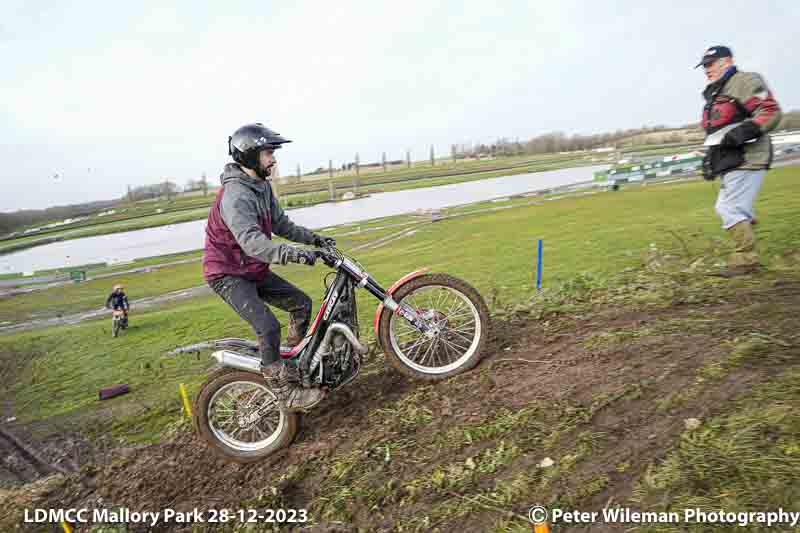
[702,69,782,170]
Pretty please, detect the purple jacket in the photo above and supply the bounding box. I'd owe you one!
[203,164,316,282]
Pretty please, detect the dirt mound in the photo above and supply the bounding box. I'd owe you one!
[3,274,800,532]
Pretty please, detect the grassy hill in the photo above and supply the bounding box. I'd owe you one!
[1,166,799,531]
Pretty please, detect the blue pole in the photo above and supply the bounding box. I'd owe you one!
[536,239,543,290]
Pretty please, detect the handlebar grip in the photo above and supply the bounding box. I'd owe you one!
[315,250,337,267]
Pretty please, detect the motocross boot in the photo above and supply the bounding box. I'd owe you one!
[261,360,325,412]
[284,333,304,347]
[285,307,310,347]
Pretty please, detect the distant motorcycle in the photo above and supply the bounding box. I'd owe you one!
[172,246,490,463]
[111,309,128,338]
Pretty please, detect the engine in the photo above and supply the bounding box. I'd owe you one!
[321,333,355,387]
[303,280,364,389]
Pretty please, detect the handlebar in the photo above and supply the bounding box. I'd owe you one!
[314,248,339,268]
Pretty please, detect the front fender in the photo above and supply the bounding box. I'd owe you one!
[373,268,429,347]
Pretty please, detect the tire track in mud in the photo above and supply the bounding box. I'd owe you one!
[0,426,71,487]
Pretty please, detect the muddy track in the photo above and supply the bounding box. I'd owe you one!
[1,277,799,531]
[0,428,40,486]
[0,426,73,489]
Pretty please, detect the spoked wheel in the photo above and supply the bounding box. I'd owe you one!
[194,370,298,463]
[379,273,490,380]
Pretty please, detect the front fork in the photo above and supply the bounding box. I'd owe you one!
[383,298,440,338]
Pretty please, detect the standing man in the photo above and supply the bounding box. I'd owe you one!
[697,45,782,277]
[203,123,335,411]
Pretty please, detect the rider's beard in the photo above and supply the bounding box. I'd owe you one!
[256,162,275,180]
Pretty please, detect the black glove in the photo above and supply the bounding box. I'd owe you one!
[721,121,761,148]
[313,234,336,248]
[284,247,317,266]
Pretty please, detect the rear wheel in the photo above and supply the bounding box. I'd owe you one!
[193,370,299,463]
[378,273,490,380]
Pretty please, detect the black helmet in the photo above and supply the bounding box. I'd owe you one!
[228,123,292,177]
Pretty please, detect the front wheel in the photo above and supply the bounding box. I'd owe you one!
[193,370,299,463]
[378,273,490,380]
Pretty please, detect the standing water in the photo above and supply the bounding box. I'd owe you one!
[0,165,608,273]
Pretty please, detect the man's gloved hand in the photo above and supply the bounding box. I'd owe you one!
[721,121,761,148]
[313,234,336,248]
[285,247,317,266]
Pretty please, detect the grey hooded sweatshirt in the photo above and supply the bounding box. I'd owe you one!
[202,163,315,281]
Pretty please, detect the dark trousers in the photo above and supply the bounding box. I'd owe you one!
[208,272,312,365]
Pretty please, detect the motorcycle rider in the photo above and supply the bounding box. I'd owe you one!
[105,284,130,328]
[203,123,334,412]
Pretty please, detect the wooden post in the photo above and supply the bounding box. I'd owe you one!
[382,151,387,172]
[328,159,333,178]
[406,149,411,169]
[430,145,435,166]
[353,153,360,192]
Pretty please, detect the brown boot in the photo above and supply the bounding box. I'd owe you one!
[709,221,761,278]
[285,315,306,347]
[261,360,325,412]
[285,333,304,347]
[282,386,326,412]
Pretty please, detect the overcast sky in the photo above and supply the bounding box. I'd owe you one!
[1,1,798,212]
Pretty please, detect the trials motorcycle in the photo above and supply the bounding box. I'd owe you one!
[111,309,128,338]
[171,246,489,463]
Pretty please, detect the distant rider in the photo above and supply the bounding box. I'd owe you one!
[105,284,130,327]
[202,123,335,412]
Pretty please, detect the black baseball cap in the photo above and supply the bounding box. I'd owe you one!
[695,45,733,68]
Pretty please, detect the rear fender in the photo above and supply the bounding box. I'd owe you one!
[373,268,429,346]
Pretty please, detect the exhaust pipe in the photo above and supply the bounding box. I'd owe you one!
[211,350,261,374]
[210,323,367,375]
[317,323,369,356]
